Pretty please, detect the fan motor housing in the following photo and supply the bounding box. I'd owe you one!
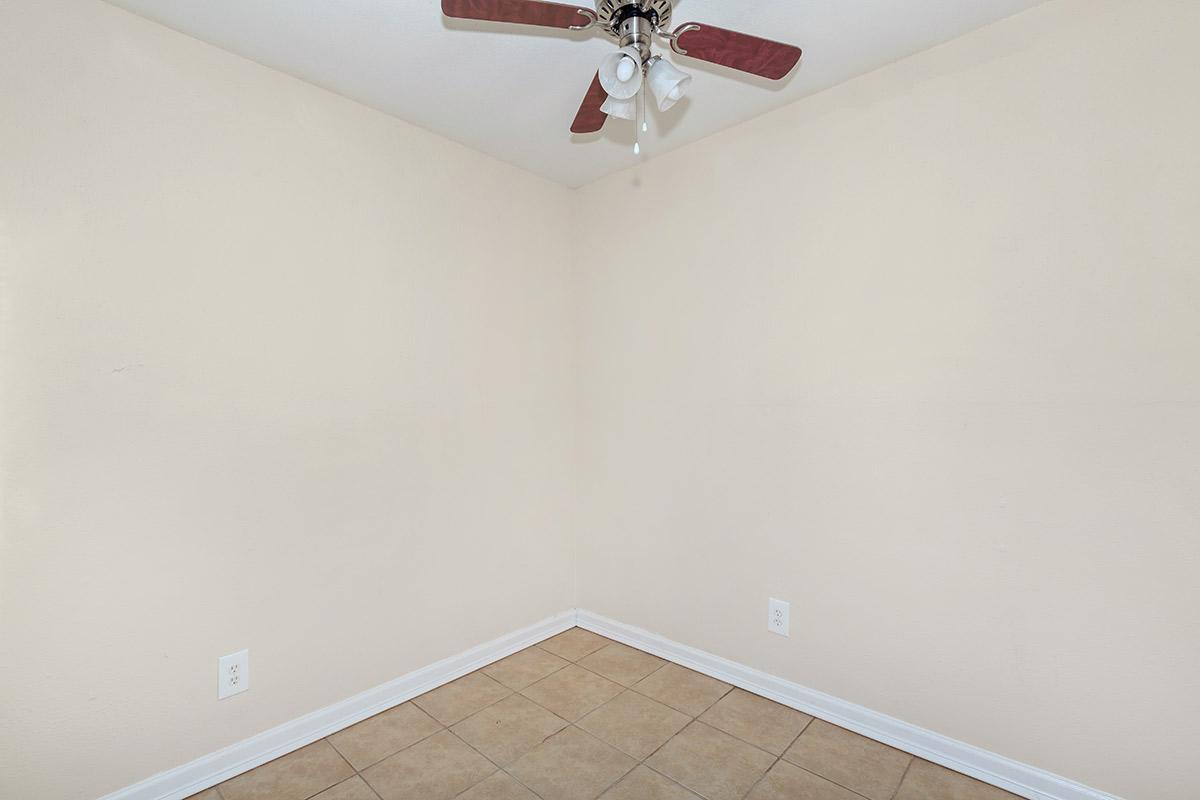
[594,0,672,36]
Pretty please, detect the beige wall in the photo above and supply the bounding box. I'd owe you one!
[574,2,1200,799]
[0,2,576,798]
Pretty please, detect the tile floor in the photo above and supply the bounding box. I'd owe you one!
[188,628,1021,800]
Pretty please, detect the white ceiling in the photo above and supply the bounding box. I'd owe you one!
[105,0,1046,187]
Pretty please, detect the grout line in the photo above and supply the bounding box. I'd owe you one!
[297,771,352,800]
[241,633,931,800]
[688,717,775,760]
[335,674,520,778]
[737,714,816,800]
[335,720,449,774]
[435,630,592,799]
[485,652,574,692]
[779,720,916,800]
[413,673,516,729]
[560,723,640,798]
[790,764,881,800]
[560,646,811,768]
[623,677,732,720]
[323,735,356,773]
[591,763,638,799]
[439,726,540,800]
[536,641,610,663]
[447,726,506,773]
[572,692,635,737]
[639,721,685,765]
[316,774,383,800]
[513,643,730,737]
[598,768,639,798]
[576,660,667,689]
[740,753,783,800]
[889,757,917,800]
[447,771,499,800]
[501,765,549,800]
[358,771,386,800]
[517,684,610,728]
[461,639,859,800]
[640,762,707,798]
[791,714,817,745]
[413,638,834,800]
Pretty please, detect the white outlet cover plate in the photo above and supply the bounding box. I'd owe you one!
[219,649,249,700]
[768,598,790,637]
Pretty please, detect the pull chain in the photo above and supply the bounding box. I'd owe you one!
[634,81,645,155]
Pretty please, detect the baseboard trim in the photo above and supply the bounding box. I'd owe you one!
[575,609,1119,800]
[98,610,577,800]
[101,608,1118,800]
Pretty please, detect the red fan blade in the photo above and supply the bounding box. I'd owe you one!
[672,22,802,80]
[571,72,608,134]
[442,0,595,30]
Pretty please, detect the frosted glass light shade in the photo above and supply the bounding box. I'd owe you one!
[600,94,637,120]
[599,46,644,100]
[647,58,692,111]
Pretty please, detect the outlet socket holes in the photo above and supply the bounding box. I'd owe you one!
[768,598,790,637]
[218,650,249,699]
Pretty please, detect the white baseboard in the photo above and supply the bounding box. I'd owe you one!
[98,610,576,800]
[100,608,1118,800]
[576,609,1119,800]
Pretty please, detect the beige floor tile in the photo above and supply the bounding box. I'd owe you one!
[698,688,813,756]
[633,663,731,717]
[452,693,569,766]
[361,730,494,800]
[183,790,222,800]
[508,726,636,800]
[205,643,1016,800]
[578,642,666,687]
[521,664,624,721]
[745,761,863,800]
[894,759,1022,800]
[328,702,441,770]
[412,672,511,726]
[484,646,571,691]
[645,721,775,800]
[456,771,540,800]
[219,740,353,800]
[577,690,690,760]
[783,719,911,800]
[598,765,702,800]
[311,775,379,800]
[538,628,611,661]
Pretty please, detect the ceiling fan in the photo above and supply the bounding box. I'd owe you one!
[441,0,802,150]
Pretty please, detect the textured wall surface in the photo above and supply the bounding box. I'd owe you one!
[0,2,576,797]
[574,3,1199,798]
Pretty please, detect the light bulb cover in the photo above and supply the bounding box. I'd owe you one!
[599,46,644,100]
[646,58,692,112]
[600,94,637,121]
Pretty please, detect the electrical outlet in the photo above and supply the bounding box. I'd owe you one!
[218,650,249,699]
[768,598,790,637]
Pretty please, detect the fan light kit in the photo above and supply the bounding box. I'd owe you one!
[442,0,803,154]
